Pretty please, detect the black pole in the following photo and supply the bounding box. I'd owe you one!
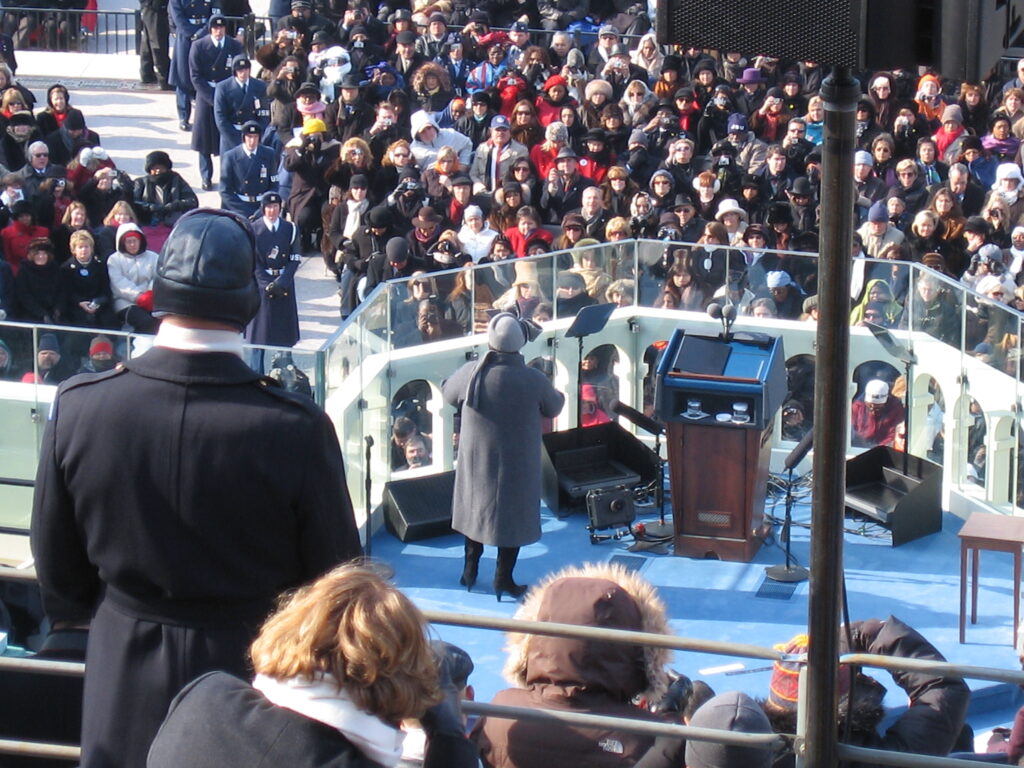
[902,358,912,476]
[805,65,859,768]
[576,335,584,430]
[364,435,374,557]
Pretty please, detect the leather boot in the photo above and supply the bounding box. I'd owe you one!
[461,537,483,590]
[494,547,527,602]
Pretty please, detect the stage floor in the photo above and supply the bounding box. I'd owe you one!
[372,478,1024,738]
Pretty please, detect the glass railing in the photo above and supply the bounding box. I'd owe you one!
[5,240,1024,534]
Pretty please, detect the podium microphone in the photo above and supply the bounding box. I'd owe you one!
[721,303,736,342]
[783,429,814,472]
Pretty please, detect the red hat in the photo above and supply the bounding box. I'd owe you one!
[543,74,567,91]
[89,337,113,356]
[768,634,851,713]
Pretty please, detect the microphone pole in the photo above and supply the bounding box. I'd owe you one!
[364,435,374,557]
[765,430,813,583]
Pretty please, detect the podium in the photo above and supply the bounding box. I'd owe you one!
[656,330,786,561]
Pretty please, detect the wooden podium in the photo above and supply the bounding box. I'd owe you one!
[656,331,786,561]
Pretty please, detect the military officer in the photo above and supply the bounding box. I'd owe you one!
[189,15,243,189]
[219,120,280,218]
[214,55,270,156]
[247,191,300,357]
[31,208,361,768]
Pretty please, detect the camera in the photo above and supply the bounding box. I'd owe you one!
[401,179,420,192]
[656,226,678,241]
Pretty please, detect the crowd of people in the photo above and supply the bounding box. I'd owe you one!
[2,0,1024,382]
[11,5,1024,766]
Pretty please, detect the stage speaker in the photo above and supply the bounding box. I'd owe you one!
[542,422,660,518]
[656,0,940,73]
[383,470,455,542]
[844,447,942,546]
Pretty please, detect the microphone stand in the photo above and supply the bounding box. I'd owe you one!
[765,466,809,583]
[364,435,374,557]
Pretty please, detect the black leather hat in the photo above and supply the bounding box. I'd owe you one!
[153,209,260,329]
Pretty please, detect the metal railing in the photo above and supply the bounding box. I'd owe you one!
[1,8,139,55]
[0,562,1020,765]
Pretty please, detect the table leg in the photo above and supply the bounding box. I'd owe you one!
[1015,550,1021,650]
[960,542,967,644]
[972,548,980,625]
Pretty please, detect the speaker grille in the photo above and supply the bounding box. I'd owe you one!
[658,0,862,69]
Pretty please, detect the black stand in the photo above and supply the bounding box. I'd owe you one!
[864,321,917,475]
[611,399,671,538]
[565,303,616,430]
[765,467,809,582]
[364,435,374,557]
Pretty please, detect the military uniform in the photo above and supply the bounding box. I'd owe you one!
[213,74,269,155]
[31,209,362,768]
[247,214,300,347]
[188,24,243,185]
[219,142,280,217]
[168,0,213,125]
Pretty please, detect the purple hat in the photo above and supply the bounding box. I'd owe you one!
[727,113,747,133]
[736,68,763,85]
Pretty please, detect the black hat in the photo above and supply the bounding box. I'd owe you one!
[261,191,283,206]
[655,99,679,115]
[584,127,607,143]
[960,135,983,152]
[7,110,34,127]
[367,207,392,227]
[790,177,813,197]
[145,149,172,172]
[153,209,261,330]
[740,173,761,190]
[396,29,417,45]
[672,192,695,210]
[470,90,490,105]
[674,86,697,102]
[295,81,321,97]
[386,236,410,263]
[391,8,412,21]
[63,109,86,131]
[610,43,630,57]
[661,54,681,73]
[209,14,227,27]
[311,30,332,46]
[555,147,578,160]
[964,215,990,235]
[502,181,522,195]
[510,21,528,33]
[429,12,447,23]
[693,60,716,75]
[290,0,312,8]
[451,174,472,186]
[241,120,261,136]
[349,173,368,188]
[231,54,251,70]
[469,10,489,23]
[766,202,793,224]
[805,148,822,165]
[339,72,362,88]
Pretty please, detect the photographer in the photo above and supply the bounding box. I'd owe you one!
[284,118,340,254]
[133,150,199,228]
[539,147,595,224]
[385,170,429,235]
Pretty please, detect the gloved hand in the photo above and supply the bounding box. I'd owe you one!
[136,290,154,312]
[266,281,285,299]
[419,649,464,740]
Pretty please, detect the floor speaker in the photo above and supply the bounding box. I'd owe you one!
[845,447,942,546]
[383,470,455,542]
[542,423,660,518]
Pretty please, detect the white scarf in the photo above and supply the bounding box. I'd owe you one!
[343,198,369,240]
[253,674,406,767]
[154,323,245,359]
[1010,246,1024,277]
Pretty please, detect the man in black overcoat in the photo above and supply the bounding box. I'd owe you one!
[30,208,362,768]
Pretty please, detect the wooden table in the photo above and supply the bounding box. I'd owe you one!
[959,512,1024,646]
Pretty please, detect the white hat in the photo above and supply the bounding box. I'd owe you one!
[715,198,748,222]
[995,162,1024,184]
[864,379,889,404]
[766,270,792,289]
[464,204,483,220]
[854,150,873,166]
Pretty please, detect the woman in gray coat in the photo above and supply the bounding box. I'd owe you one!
[442,313,565,601]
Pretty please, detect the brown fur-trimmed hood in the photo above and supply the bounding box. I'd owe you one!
[502,562,672,703]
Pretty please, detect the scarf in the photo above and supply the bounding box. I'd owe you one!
[343,198,368,240]
[297,99,327,118]
[253,674,405,767]
[1009,245,1024,277]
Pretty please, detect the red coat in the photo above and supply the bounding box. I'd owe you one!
[2,221,49,275]
[504,225,553,257]
[851,397,905,448]
[535,95,577,127]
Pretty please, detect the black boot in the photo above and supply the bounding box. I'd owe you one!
[461,538,483,591]
[494,547,527,602]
